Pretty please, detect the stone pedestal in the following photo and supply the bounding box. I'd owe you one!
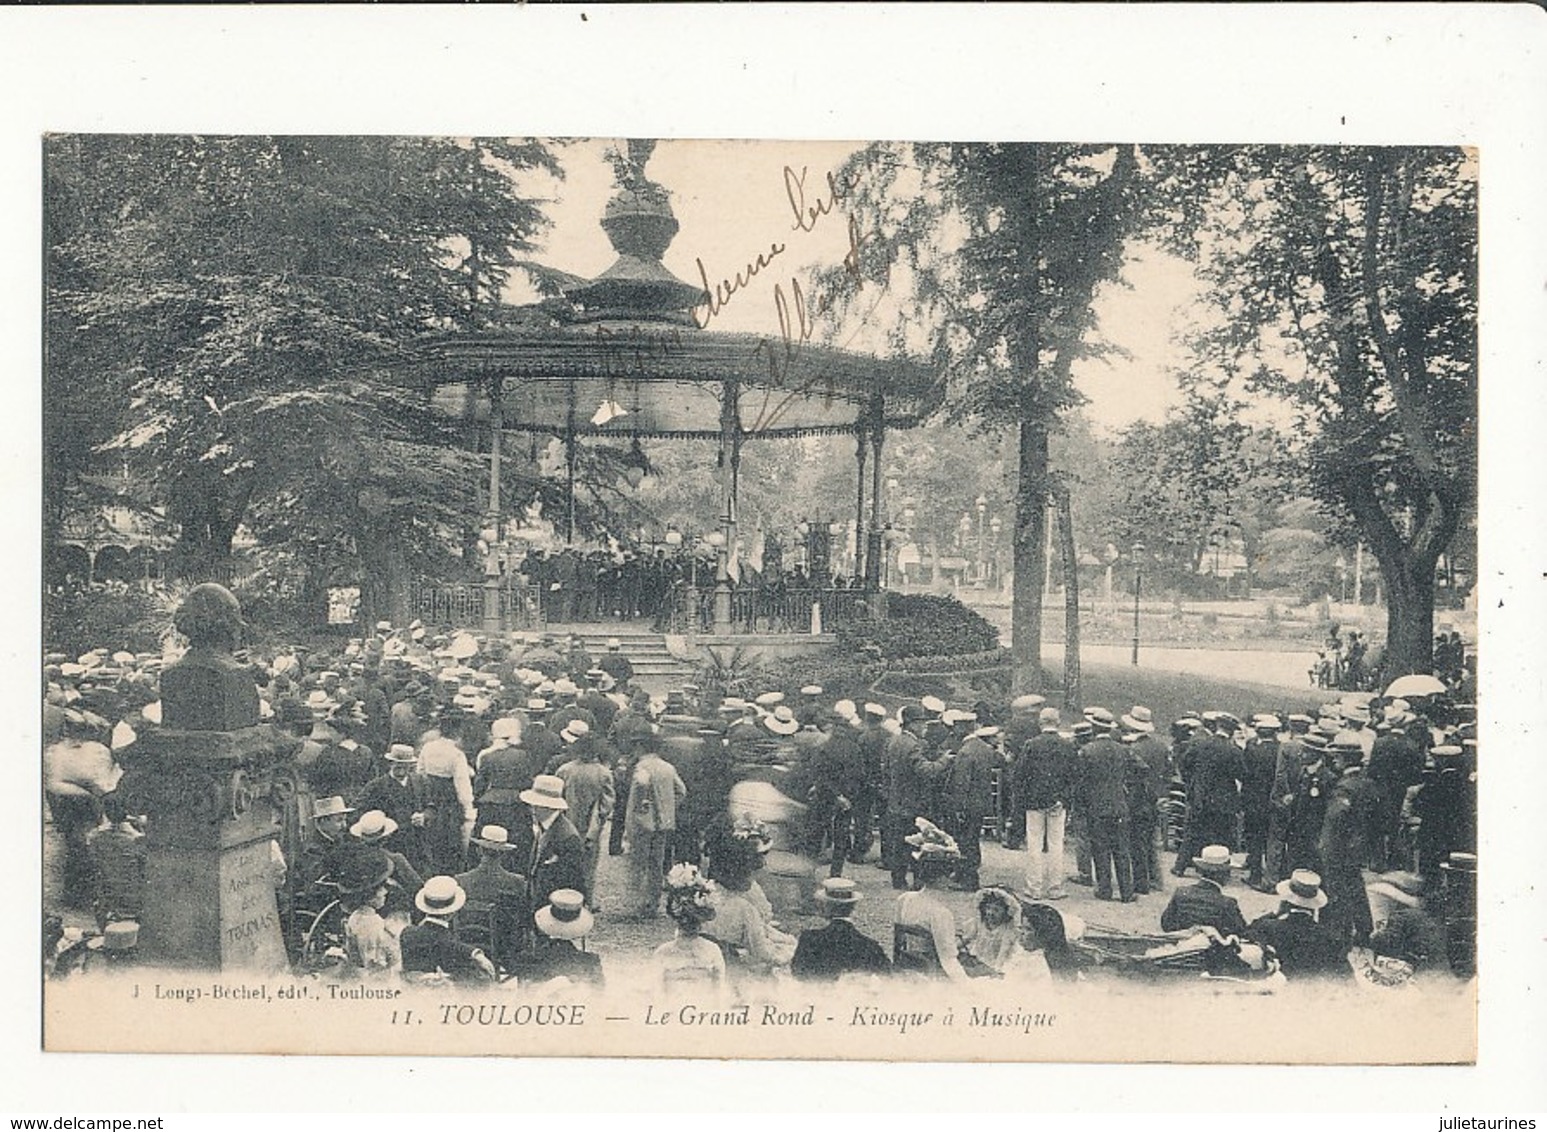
[117,726,300,972]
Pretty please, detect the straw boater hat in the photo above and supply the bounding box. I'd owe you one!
[535,889,595,940]
[472,824,519,852]
[863,702,888,720]
[385,743,418,764]
[1085,706,1118,732]
[519,774,569,810]
[763,705,800,736]
[561,719,591,744]
[754,691,785,709]
[1252,714,1283,732]
[920,695,946,717]
[350,810,398,842]
[815,877,863,908]
[313,796,355,821]
[1192,844,1233,874]
[799,684,824,697]
[1011,693,1047,713]
[1276,869,1329,911]
[490,716,521,741]
[415,876,467,917]
[1121,705,1156,733]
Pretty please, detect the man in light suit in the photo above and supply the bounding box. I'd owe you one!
[624,735,688,918]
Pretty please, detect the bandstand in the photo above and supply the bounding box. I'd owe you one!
[403,141,941,661]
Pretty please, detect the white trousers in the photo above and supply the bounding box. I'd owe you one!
[1024,804,1067,897]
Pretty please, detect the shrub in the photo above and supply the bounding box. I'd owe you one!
[44,583,175,657]
[757,648,887,702]
[836,593,999,660]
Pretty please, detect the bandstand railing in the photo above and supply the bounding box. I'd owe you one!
[409,581,542,631]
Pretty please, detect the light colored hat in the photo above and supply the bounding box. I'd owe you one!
[100,921,140,951]
[1038,706,1061,728]
[375,620,393,632]
[447,632,479,660]
[970,725,1001,739]
[490,716,521,741]
[1193,844,1232,872]
[800,684,824,697]
[472,825,519,852]
[561,719,591,743]
[350,810,399,842]
[415,876,467,917]
[1276,869,1329,911]
[1010,693,1047,712]
[110,720,137,751]
[606,638,622,651]
[553,678,580,697]
[535,889,594,939]
[718,698,748,715]
[313,796,354,820]
[524,698,550,713]
[1085,706,1117,730]
[305,690,339,715]
[1252,714,1283,731]
[815,877,863,906]
[941,709,977,726]
[863,702,888,719]
[520,774,569,810]
[1121,705,1156,733]
[833,699,858,720]
[754,691,785,708]
[920,695,946,716]
[385,743,418,764]
[763,706,800,736]
[905,817,961,860]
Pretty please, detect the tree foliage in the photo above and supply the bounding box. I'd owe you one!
[1160,145,1477,672]
[46,134,561,622]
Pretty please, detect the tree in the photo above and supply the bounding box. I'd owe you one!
[1170,146,1476,674]
[46,135,560,624]
[817,143,1143,696]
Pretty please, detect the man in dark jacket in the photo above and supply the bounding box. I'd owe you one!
[400,877,497,984]
[1160,844,1247,935]
[1318,741,1383,946]
[1241,715,1282,890]
[354,745,430,876]
[1078,708,1135,902]
[1122,706,1170,895]
[943,718,1002,891]
[1367,723,1425,870]
[1172,714,1244,877]
[1244,870,1351,981]
[851,704,891,863]
[517,776,589,926]
[999,694,1046,850]
[1414,744,1474,880]
[884,707,955,890]
[791,879,891,981]
[1016,707,1077,900]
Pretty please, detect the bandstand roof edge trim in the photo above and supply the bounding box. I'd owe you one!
[408,323,946,440]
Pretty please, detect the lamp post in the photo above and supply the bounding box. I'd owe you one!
[1131,541,1146,666]
[975,495,987,586]
[989,514,1002,590]
[708,528,730,633]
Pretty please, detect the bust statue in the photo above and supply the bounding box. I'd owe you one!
[158,583,260,731]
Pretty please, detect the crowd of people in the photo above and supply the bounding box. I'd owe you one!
[43,612,1477,993]
[509,543,869,632]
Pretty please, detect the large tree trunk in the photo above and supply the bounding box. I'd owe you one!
[357,522,412,629]
[1010,421,1049,694]
[1378,550,1439,679]
[1054,482,1082,712]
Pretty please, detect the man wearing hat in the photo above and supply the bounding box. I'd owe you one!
[1241,715,1282,891]
[1160,845,1248,936]
[1265,717,1314,887]
[883,706,955,891]
[1283,731,1338,874]
[1122,706,1169,896]
[510,890,604,988]
[399,877,497,984]
[1015,706,1076,901]
[349,810,424,919]
[1367,718,1426,871]
[623,737,688,918]
[1243,870,1351,980]
[598,638,635,689]
[1076,709,1136,903]
[554,721,617,908]
[849,703,891,865]
[1413,744,1475,881]
[1171,711,1245,879]
[291,795,356,931]
[518,775,588,926]
[454,825,530,969]
[1317,739,1383,946]
[1000,694,1047,850]
[472,718,543,844]
[943,715,1000,892]
[790,878,891,981]
[355,744,430,876]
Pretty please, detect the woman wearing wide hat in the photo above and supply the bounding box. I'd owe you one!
[335,846,401,979]
[652,863,726,992]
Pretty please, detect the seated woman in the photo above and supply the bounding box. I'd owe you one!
[336,846,401,980]
[704,817,796,974]
[892,819,969,982]
[653,863,727,992]
[960,887,1023,979]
